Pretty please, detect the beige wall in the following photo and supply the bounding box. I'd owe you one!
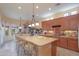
[1,15,31,26]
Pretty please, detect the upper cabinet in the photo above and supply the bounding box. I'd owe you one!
[42,17,64,30]
[42,14,79,31]
[62,14,79,30]
[42,20,53,30]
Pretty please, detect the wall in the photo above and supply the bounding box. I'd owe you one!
[1,15,31,26]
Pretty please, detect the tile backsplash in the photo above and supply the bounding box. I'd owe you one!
[62,30,77,37]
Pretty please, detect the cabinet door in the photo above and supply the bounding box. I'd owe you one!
[62,15,78,30]
[56,39,60,46]
[42,21,48,30]
[61,17,70,30]
[42,20,53,30]
[59,38,68,48]
[69,19,77,30]
[52,41,57,56]
[68,39,78,51]
[68,15,78,30]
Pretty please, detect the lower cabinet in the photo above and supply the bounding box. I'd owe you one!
[59,38,68,48]
[68,39,78,51]
[16,39,54,56]
[16,39,38,56]
[51,41,57,56]
[57,37,79,52]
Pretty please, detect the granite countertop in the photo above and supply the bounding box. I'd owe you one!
[16,34,58,46]
[59,36,78,39]
[40,34,78,39]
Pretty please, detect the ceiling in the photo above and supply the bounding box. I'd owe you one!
[0,3,79,22]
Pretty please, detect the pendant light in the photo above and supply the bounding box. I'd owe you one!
[28,3,39,27]
[31,3,35,26]
[19,16,22,29]
[18,6,22,29]
[28,3,35,27]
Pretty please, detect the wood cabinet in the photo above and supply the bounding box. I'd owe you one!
[51,40,57,56]
[42,20,52,30]
[58,37,68,48]
[58,15,78,30]
[42,14,79,30]
[61,18,69,30]
[42,18,63,30]
[68,38,78,51]
[62,15,78,30]
[42,14,79,52]
[57,37,79,52]
[68,15,78,30]
[16,35,58,56]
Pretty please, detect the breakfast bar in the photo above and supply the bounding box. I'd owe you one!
[16,34,58,56]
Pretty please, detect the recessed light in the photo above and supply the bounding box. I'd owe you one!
[36,5,39,9]
[18,6,22,10]
[49,8,51,11]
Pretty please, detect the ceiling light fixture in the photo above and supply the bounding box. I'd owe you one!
[28,3,38,27]
[36,5,39,9]
[18,6,22,10]
[49,8,51,11]
[32,3,35,24]
[36,23,39,26]
[32,24,35,27]
[19,26,22,29]
[29,3,36,27]
[28,25,32,27]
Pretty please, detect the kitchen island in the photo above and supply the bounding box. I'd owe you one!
[16,34,58,56]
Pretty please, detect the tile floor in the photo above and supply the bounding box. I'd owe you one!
[0,35,17,56]
[57,47,79,56]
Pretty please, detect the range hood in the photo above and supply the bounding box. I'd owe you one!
[52,25,61,28]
